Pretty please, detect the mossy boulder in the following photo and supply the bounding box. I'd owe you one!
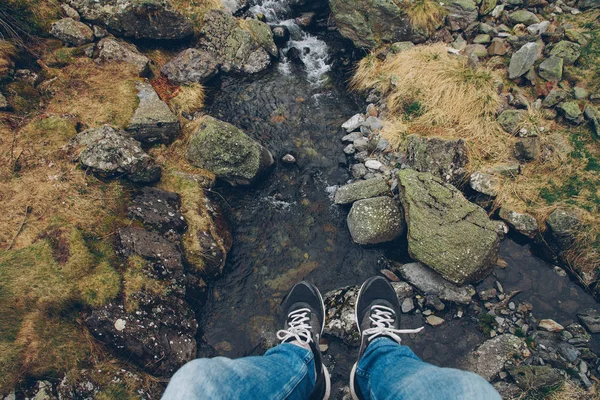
[187,116,274,186]
[329,0,413,48]
[347,196,405,244]
[508,10,539,26]
[49,18,94,46]
[334,178,390,205]
[538,55,563,82]
[398,169,499,285]
[549,40,581,65]
[67,0,193,40]
[405,135,469,186]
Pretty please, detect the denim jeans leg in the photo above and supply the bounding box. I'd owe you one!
[162,343,316,400]
[355,338,501,400]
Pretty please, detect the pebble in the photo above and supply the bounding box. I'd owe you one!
[508,302,516,311]
[365,160,383,170]
[539,319,564,332]
[380,269,400,282]
[426,315,445,326]
[114,319,126,331]
[495,281,504,293]
[343,144,356,155]
[401,297,415,313]
[554,266,567,277]
[281,154,296,164]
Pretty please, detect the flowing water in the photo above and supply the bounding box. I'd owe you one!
[199,1,600,396]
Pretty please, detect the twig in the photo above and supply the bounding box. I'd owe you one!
[6,205,31,250]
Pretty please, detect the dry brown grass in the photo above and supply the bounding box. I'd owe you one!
[352,44,508,167]
[403,0,446,35]
[547,380,600,400]
[0,40,17,76]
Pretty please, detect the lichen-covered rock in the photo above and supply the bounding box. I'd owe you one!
[498,207,538,238]
[584,105,600,138]
[125,81,180,145]
[543,89,568,108]
[549,41,581,65]
[329,0,413,48]
[96,37,151,77]
[398,170,499,285]
[187,116,274,186]
[68,0,193,40]
[546,207,581,252]
[514,136,540,162]
[498,110,527,135]
[161,48,220,84]
[198,10,277,75]
[462,334,527,380]
[405,135,468,186]
[394,262,475,304]
[50,18,94,46]
[347,197,405,244]
[508,10,539,26]
[508,42,539,79]
[128,187,187,234]
[538,56,563,82]
[66,125,161,183]
[334,178,389,205]
[445,0,478,31]
[557,101,583,124]
[469,171,500,196]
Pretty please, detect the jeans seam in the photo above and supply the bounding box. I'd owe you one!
[273,350,313,400]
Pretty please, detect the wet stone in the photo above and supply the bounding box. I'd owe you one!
[342,114,365,132]
[401,297,415,313]
[128,187,187,234]
[578,309,600,333]
[539,319,564,332]
[462,334,527,380]
[347,197,405,245]
[426,315,445,326]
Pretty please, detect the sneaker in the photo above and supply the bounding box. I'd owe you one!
[349,276,424,400]
[277,281,331,400]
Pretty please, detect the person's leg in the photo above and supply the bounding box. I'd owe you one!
[355,337,500,400]
[162,342,316,400]
[349,276,500,400]
[162,281,330,400]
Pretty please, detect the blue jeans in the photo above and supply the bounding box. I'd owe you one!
[162,338,500,399]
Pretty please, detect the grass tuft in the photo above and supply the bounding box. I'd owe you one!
[403,0,446,35]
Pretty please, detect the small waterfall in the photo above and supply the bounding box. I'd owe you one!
[249,0,331,85]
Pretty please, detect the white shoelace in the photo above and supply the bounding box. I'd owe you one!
[363,305,424,343]
[277,308,313,345]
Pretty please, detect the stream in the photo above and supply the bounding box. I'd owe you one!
[198,0,600,396]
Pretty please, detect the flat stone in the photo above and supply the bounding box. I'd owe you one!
[405,135,468,185]
[549,40,581,65]
[342,114,365,132]
[539,319,564,332]
[394,262,475,304]
[401,297,415,313]
[364,159,383,170]
[469,171,500,196]
[538,56,563,82]
[426,315,445,326]
[161,48,220,84]
[498,208,538,238]
[578,309,600,333]
[509,10,540,26]
[334,178,389,205]
[398,170,499,285]
[50,18,94,46]
[462,335,527,380]
[342,131,362,143]
[126,81,180,145]
[347,197,405,245]
[508,42,539,79]
[128,187,186,233]
[543,89,568,107]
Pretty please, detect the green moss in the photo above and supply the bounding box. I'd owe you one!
[78,261,121,307]
[478,313,497,336]
[4,81,41,115]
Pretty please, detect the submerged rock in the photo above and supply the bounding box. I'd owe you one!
[50,18,94,46]
[347,197,405,245]
[161,48,220,84]
[578,309,600,333]
[96,37,151,77]
[394,262,476,304]
[187,116,274,186]
[68,0,194,40]
[334,178,389,205]
[398,170,499,285]
[329,0,412,48]
[462,334,527,380]
[66,125,161,183]
[125,81,180,145]
[405,135,468,186]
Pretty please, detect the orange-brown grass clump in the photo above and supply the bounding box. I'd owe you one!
[352,44,510,167]
[402,0,446,35]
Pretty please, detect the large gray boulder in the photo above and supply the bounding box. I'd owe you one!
[329,0,413,49]
[405,135,468,186]
[161,48,220,84]
[334,178,389,205]
[67,0,193,40]
[347,197,405,245]
[398,170,499,285]
[187,116,274,186]
[508,42,539,79]
[198,10,277,75]
[462,335,527,381]
[67,125,161,183]
[125,81,180,145]
[394,262,475,304]
[444,0,478,31]
[96,37,151,77]
[50,18,94,46]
